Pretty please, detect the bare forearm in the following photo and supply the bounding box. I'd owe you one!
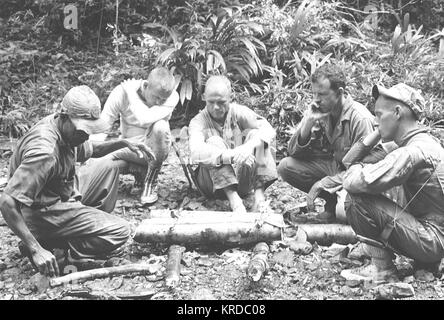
[0,195,42,253]
[91,140,128,158]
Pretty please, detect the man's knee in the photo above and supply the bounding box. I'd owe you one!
[103,218,131,249]
[277,157,293,182]
[152,119,170,134]
[151,120,171,144]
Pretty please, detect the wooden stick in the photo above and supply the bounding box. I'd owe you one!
[297,224,358,246]
[50,263,153,287]
[165,245,186,288]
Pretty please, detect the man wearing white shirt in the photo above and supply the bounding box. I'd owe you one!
[85,67,179,206]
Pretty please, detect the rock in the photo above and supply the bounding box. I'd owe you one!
[17,287,33,295]
[181,255,193,267]
[345,279,362,288]
[325,244,350,261]
[148,263,163,274]
[3,267,21,277]
[279,195,293,203]
[180,268,192,276]
[286,240,312,255]
[403,276,415,284]
[30,273,50,293]
[190,288,215,300]
[0,281,4,290]
[197,257,212,267]
[3,294,13,300]
[374,283,415,299]
[414,269,435,282]
[340,286,353,296]
[272,250,295,267]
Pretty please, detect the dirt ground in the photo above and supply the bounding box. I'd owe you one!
[0,134,443,301]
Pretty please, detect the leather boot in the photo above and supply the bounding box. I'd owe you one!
[140,166,160,205]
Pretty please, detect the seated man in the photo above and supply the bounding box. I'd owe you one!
[0,86,152,277]
[341,83,444,282]
[189,75,278,213]
[278,64,375,223]
[86,66,179,206]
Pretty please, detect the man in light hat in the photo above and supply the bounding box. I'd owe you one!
[0,85,153,277]
[87,66,179,206]
[341,83,444,282]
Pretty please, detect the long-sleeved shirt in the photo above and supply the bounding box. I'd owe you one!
[189,103,276,165]
[288,95,375,165]
[4,115,92,208]
[99,79,179,139]
[343,128,444,227]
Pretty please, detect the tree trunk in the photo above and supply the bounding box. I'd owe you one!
[134,210,284,246]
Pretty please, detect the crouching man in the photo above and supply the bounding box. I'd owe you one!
[85,67,178,207]
[0,86,153,277]
[278,64,375,223]
[189,76,278,213]
[341,83,444,282]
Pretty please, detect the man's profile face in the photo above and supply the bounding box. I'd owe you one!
[205,87,231,122]
[311,77,341,114]
[374,97,398,142]
[70,129,89,147]
[63,117,89,147]
[142,81,171,107]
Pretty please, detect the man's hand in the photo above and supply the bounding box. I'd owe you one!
[31,247,60,277]
[306,179,325,212]
[232,144,256,167]
[362,129,381,147]
[124,141,156,163]
[306,103,330,125]
[298,105,329,145]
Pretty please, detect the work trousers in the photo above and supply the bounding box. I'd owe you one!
[78,119,172,212]
[346,193,444,263]
[278,155,341,212]
[195,135,278,199]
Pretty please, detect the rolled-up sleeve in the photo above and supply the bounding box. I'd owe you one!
[287,124,311,157]
[343,146,423,194]
[4,153,56,206]
[237,105,275,144]
[189,115,224,165]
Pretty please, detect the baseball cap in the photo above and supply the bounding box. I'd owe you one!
[60,85,109,135]
[372,83,425,120]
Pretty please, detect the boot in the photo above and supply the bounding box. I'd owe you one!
[340,244,398,283]
[140,166,160,205]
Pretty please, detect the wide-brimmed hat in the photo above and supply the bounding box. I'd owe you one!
[372,83,425,120]
[60,85,108,135]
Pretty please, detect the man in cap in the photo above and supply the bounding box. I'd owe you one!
[341,83,444,282]
[0,86,153,277]
[278,64,375,223]
[189,75,278,213]
[87,66,179,206]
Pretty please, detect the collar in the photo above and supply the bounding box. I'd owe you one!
[50,114,70,148]
[396,126,429,147]
[337,94,355,123]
